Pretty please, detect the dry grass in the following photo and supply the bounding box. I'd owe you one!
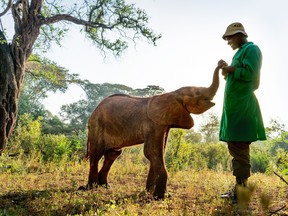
[0,155,287,216]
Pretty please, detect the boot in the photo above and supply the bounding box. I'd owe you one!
[234,177,248,203]
[236,177,247,187]
[220,177,248,201]
[220,188,236,200]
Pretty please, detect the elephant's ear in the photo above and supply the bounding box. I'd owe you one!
[147,93,194,129]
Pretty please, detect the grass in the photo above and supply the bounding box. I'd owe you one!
[0,153,287,216]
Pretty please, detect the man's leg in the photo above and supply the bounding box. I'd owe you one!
[221,141,251,200]
[227,141,251,179]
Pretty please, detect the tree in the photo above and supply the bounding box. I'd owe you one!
[265,118,286,139]
[184,129,202,144]
[60,82,165,133]
[0,0,160,152]
[199,112,220,143]
[18,54,80,118]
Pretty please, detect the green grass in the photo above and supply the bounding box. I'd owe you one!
[0,154,287,216]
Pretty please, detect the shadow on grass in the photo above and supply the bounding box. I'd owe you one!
[0,188,75,216]
[0,187,153,216]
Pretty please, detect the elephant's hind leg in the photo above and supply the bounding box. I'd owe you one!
[88,150,104,188]
[98,149,122,186]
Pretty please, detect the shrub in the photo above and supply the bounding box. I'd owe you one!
[165,129,231,172]
[8,114,42,154]
[40,134,71,162]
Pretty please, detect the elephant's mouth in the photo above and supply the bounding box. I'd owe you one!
[206,97,215,105]
[187,98,215,114]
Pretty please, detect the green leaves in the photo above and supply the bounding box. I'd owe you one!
[82,0,161,55]
[32,0,161,56]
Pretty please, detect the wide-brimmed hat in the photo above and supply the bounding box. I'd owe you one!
[222,22,248,40]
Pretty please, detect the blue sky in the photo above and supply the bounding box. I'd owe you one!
[2,0,288,129]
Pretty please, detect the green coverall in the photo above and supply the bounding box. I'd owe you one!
[219,41,266,178]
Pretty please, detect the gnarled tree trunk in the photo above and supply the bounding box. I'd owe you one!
[0,31,25,153]
[0,0,40,153]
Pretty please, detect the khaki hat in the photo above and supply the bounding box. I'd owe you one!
[222,22,248,40]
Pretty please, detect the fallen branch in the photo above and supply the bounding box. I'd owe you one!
[268,205,287,216]
[273,171,288,185]
[268,171,288,215]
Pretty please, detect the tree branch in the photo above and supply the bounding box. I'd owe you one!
[273,171,288,185]
[268,205,287,216]
[0,0,13,17]
[40,14,115,30]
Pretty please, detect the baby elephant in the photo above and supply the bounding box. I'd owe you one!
[85,65,221,199]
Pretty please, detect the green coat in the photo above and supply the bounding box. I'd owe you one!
[219,42,267,142]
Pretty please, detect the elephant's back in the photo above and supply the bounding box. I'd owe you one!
[88,94,151,148]
[98,94,150,114]
[90,94,149,130]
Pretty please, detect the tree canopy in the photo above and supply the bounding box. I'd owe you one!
[0,0,161,152]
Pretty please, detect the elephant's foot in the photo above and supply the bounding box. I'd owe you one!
[79,182,99,190]
[78,185,87,190]
[146,183,155,194]
[153,193,165,200]
[153,191,171,200]
[78,182,109,191]
[99,183,110,189]
[98,176,110,188]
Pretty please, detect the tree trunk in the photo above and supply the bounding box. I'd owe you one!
[0,31,22,154]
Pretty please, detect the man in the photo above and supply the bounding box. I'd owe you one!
[218,22,266,201]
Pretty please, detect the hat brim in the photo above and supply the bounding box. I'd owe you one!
[222,31,248,40]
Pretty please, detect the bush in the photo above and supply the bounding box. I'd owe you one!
[165,129,231,172]
[39,134,71,162]
[251,153,269,173]
[8,114,42,154]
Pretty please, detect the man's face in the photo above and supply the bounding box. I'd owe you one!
[226,34,241,50]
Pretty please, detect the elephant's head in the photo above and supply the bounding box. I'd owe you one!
[147,66,220,129]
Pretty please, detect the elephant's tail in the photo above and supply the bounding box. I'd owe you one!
[84,136,90,160]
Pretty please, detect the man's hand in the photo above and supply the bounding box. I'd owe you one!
[222,65,235,78]
[218,59,228,68]
[218,59,235,78]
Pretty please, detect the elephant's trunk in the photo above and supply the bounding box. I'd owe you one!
[206,66,220,99]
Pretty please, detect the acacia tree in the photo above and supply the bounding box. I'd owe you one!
[0,0,160,152]
[59,83,165,133]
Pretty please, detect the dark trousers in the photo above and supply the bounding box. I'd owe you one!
[227,142,251,178]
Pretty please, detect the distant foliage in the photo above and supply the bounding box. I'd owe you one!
[7,115,288,175]
[7,114,86,163]
[60,82,165,132]
[250,133,288,175]
[267,132,288,175]
[165,129,231,172]
[265,118,286,139]
[8,114,42,154]
[250,144,270,173]
[199,112,220,143]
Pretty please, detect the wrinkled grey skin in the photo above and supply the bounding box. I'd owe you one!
[85,66,221,199]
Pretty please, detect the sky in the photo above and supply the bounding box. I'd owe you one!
[2,0,288,129]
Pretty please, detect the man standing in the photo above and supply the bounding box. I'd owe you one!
[218,22,266,201]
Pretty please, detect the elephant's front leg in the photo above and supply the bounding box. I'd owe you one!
[152,159,168,199]
[144,130,168,199]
